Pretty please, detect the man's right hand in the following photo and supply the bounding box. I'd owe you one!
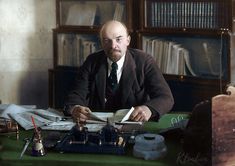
[71,105,91,123]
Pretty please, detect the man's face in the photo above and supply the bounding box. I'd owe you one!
[100,22,130,62]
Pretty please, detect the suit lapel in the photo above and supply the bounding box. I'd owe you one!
[95,57,107,108]
[119,51,136,105]
[94,50,136,107]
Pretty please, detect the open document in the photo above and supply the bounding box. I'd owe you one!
[88,107,142,125]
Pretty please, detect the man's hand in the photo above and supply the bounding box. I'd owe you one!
[130,105,152,122]
[71,105,91,123]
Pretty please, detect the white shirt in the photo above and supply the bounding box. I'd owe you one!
[107,55,125,83]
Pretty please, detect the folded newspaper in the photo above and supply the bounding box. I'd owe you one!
[0,104,75,130]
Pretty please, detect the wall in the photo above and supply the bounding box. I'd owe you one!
[0,0,56,108]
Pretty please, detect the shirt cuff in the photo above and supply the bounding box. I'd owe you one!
[147,106,160,121]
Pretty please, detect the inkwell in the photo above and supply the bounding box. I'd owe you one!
[70,120,88,144]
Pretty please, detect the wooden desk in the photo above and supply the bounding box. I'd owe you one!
[0,113,189,166]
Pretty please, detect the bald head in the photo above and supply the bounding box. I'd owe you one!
[99,20,129,39]
[99,20,131,62]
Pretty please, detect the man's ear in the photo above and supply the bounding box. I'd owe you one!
[127,35,131,45]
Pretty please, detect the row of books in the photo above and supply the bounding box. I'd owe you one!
[146,1,229,29]
[64,1,125,26]
[143,37,196,76]
[57,34,100,67]
[57,34,197,76]
[113,2,125,21]
[57,34,223,78]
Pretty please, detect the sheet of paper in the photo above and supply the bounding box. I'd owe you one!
[113,108,130,122]
[120,107,134,122]
[89,112,114,122]
[0,104,35,119]
[41,120,75,131]
[9,111,52,130]
[31,108,64,122]
[1,104,72,131]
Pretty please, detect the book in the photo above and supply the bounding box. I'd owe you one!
[88,107,141,124]
[113,2,124,21]
[65,3,97,26]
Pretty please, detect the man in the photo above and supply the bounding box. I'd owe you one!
[64,20,174,122]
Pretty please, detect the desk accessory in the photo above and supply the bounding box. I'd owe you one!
[55,120,127,154]
[0,117,19,139]
[19,137,33,159]
[43,131,63,149]
[133,133,167,160]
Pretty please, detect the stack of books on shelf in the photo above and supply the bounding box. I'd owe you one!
[57,34,99,67]
[113,2,125,21]
[143,38,196,76]
[65,2,97,26]
[64,1,125,26]
[145,0,229,29]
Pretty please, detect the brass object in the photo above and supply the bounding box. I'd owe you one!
[31,129,46,156]
[0,117,19,139]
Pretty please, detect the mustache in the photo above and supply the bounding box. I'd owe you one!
[109,49,121,53]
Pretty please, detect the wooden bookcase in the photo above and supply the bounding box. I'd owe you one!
[49,0,232,112]
[136,0,232,111]
[53,0,133,68]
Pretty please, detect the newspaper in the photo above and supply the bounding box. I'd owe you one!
[0,104,75,130]
[0,104,36,119]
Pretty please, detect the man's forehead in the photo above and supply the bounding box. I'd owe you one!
[103,33,125,39]
[102,22,128,37]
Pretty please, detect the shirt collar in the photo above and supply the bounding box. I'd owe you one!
[107,54,125,71]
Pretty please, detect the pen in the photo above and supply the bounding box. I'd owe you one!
[31,116,39,137]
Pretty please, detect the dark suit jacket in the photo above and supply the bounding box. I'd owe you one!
[64,48,174,120]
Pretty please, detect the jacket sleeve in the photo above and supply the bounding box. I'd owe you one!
[63,58,92,116]
[142,54,174,120]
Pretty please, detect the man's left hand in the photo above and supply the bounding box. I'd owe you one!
[130,105,152,122]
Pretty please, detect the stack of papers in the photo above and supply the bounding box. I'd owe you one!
[0,104,75,130]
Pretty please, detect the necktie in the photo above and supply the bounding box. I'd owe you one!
[108,62,118,90]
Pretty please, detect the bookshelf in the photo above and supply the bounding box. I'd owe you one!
[144,0,230,29]
[49,0,232,112]
[57,0,130,28]
[137,0,232,112]
[53,0,132,68]
[140,34,229,80]
[53,29,101,67]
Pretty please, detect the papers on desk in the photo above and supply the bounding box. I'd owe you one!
[0,104,37,119]
[0,104,142,132]
[88,107,142,125]
[0,104,75,131]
